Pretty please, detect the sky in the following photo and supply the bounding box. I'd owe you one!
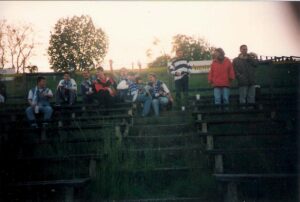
[0,1,299,72]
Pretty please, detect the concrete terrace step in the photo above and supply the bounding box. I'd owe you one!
[123,133,201,148]
[130,123,195,135]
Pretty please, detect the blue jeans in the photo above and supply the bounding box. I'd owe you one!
[239,85,256,104]
[26,105,53,122]
[136,94,152,117]
[213,87,230,105]
[152,96,169,116]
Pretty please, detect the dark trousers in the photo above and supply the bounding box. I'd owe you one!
[56,87,76,105]
[175,76,189,106]
[95,90,113,109]
[82,94,94,104]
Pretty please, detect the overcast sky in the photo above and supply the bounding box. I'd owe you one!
[0,1,299,72]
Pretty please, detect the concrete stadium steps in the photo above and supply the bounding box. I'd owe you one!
[196,119,290,134]
[129,123,194,136]
[93,169,217,201]
[122,132,201,149]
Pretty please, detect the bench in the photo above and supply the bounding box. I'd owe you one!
[213,173,298,202]
[10,177,91,201]
[18,153,103,178]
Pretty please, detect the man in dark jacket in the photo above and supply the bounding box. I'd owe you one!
[233,45,258,105]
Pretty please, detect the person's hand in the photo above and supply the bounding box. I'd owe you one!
[175,72,181,76]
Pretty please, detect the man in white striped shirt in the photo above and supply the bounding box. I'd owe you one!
[168,49,191,108]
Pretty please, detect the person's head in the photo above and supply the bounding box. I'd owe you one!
[135,76,143,84]
[120,67,128,77]
[37,76,46,88]
[127,72,135,81]
[240,44,248,56]
[82,70,90,79]
[176,49,183,58]
[63,72,70,81]
[213,48,225,61]
[148,73,157,83]
[96,66,105,78]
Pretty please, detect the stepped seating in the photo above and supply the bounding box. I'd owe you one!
[1,85,298,201]
[191,92,298,201]
[0,100,133,201]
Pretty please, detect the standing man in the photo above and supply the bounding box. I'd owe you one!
[26,76,53,128]
[208,48,235,106]
[80,70,94,104]
[233,45,258,105]
[55,72,77,106]
[168,49,191,109]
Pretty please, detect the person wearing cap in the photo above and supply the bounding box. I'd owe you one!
[208,48,235,106]
[80,69,94,104]
[233,45,258,105]
[26,76,53,128]
[55,72,77,106]
[93,66,116,108]
[148,73,173,116]
[168,49,191,108]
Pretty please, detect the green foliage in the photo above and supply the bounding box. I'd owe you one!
[172,34,215,61]
[48,15,108,72]
[148,54,171,68]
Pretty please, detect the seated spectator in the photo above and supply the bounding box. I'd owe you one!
[0,77,6,103]
[25,76,53,128]
[80,70,94,104]
[116,67,129,102]
[127,73,152,117]
[208,48,235,107]
[93,66,116,108]
[55,72,77,106]
[148,73,173,116]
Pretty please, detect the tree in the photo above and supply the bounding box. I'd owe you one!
[48,15,108,72]
[25,65,38,73]
[0,20,7,69]
[148,54,171,68]
[171,34,215,61]
[0,21,36,73]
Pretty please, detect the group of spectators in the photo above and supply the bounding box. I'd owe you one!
[0,43,258,128]
[25,66,174,128]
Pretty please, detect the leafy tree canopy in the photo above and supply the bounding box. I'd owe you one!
[148,54,171,68]
[48,15,108,72]
[171,34,215,61]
